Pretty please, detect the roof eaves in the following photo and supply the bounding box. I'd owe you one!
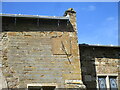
[79,44,120,48]
[0,14,69,20]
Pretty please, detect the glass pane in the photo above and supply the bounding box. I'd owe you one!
[98,77,107,90]
[109,77,118,90]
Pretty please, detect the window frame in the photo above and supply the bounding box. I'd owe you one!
[27,83,58,90]
[97,74,118,90]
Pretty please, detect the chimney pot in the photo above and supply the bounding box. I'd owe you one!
[64,8,76,16]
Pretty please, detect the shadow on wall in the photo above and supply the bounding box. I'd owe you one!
[2,17,74,32]
[79,45,97,89]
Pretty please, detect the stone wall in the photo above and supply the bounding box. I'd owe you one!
[0,32,8,90]
[2,31,82,88]
[0,33,1,65]
[79,44,119,89]
[1,9,85,89]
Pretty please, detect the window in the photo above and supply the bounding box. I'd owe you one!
[28,86,56,90]
[27,83,57,90]
[109,77,118,90]
[97,76,118,90]
[98,76,107,90]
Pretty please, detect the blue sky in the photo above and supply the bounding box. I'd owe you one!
[2,2,118,45]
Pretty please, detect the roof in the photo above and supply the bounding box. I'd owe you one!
[79,44,120,48]
[0,13,69,20]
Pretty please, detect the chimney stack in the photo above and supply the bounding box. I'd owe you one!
[64,8,77,32]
